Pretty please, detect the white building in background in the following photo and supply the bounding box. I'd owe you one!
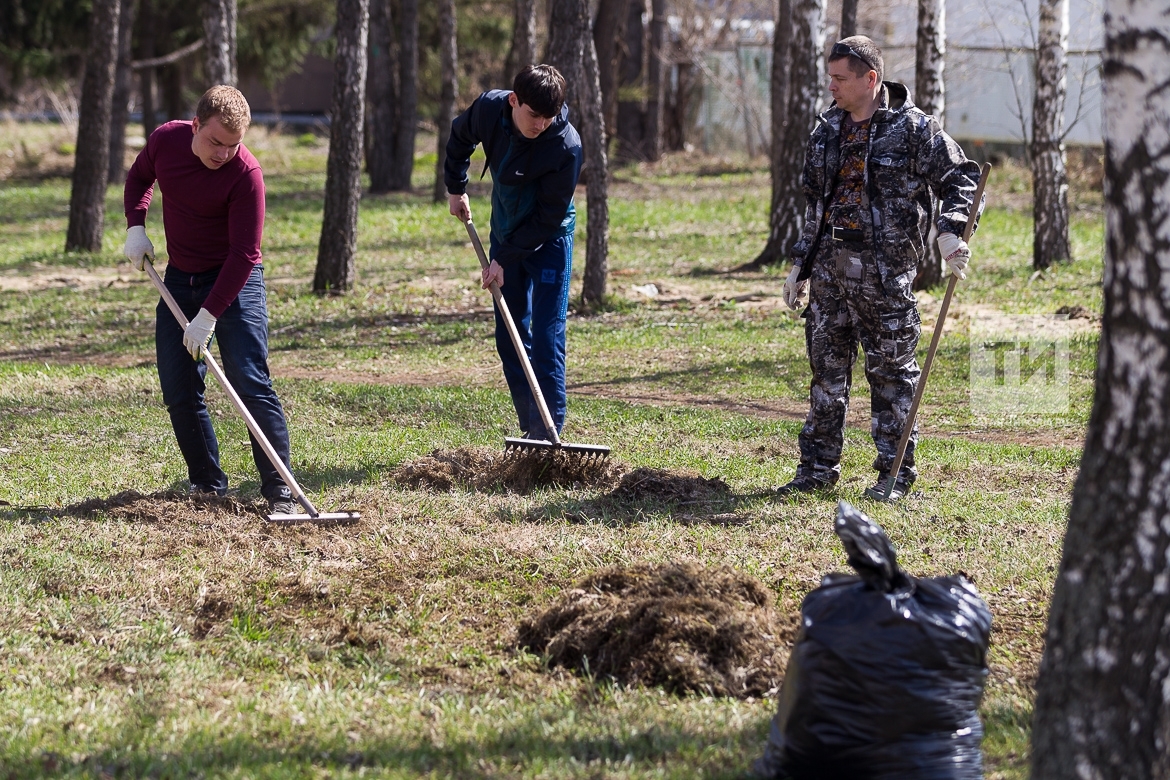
[693,0,1103,154]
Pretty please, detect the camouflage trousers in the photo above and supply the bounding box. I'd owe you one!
[797,244,921,484]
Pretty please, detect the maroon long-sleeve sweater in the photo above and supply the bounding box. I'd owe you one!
[124,120,265,318]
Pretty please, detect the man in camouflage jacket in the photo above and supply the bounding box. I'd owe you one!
[776,35,983,502]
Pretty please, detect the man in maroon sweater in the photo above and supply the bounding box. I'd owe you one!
[123,85,297,514]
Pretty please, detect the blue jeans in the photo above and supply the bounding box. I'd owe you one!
[155,265,293,501]
[491,233,572,438]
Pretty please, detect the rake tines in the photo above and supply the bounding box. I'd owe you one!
[504,437,611,460]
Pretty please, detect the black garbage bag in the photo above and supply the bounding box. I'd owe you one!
[754,501,992,780]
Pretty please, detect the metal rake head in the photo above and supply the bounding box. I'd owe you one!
[503,437,611,460]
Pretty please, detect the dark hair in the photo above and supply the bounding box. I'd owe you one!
[829,36,884,82]
[512,64,567,118]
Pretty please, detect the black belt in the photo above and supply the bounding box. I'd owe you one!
[826,226,865,242]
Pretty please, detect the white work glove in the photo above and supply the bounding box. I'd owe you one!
[783,264,810,310]
[938,232,970,280]
[123,225,155,271]
[183,308,217,359]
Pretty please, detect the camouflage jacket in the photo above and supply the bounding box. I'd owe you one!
[792,81,983,290]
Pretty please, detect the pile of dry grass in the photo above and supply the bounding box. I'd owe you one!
[610,467,731,505]
[516,561,793,698]
[56,490,259,523]
[394,446,623,494]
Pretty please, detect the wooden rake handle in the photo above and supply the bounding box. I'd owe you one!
[884,161,992,499]
[143,261,321,517]
[463,220,562,445]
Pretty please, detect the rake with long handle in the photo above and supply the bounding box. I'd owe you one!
[144,260,360,523]
[463,219,610,459]
[882,161,992,501]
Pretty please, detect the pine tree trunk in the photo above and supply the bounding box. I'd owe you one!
[645,0,666,162]
[389,0,417,191]
[314,0,369,294]
[108,0,138,185]
[138,0,157,138]
[504,0,537,83]
[433,0,457,203]
[750,0,824,267]
[1030,2,1170,774]
[366,0,397,193]
[593,0,629,140]
[202,0,237,86]
[913,0,945,290]
[614,0,645,162]
[66,0,122,253]
[548,0,609,309]
[1031,0,1071,270]
[840,0,857,37]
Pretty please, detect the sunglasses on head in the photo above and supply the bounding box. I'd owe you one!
[832,41,876,72]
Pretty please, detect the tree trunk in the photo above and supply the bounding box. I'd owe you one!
[1030,0,1071,270]
[389,0,418,191]
[139,0,157,137]
[314,0,369,294]
[593,0,630,140]
[750,0,825,267]
[614,0,645,162]
[912,0,945,290]
[433,0,457,203]
[109,0,138,185]
[1030,2,1170,775]
[66,0,122,253]
[840,0,857,37]
[504,0,537,83]
[548,0,609,309]
[366,0,397,193]
[645,0,666,162]
[202,0,237,86]
[664,60,693,152]
[162,63,185,119]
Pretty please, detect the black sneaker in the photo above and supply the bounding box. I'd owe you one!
[774,475,835,497]
[267,496,300,516]
[864,474,913,502]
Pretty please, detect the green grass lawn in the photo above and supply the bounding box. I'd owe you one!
[0,123,1103,778]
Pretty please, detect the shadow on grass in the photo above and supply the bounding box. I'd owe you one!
[7,705,768,779]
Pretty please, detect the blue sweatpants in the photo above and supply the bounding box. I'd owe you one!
[490,233,573,439]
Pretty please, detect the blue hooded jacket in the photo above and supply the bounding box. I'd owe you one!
[444,90,582,264]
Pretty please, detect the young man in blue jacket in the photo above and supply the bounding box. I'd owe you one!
[445,64,583,441]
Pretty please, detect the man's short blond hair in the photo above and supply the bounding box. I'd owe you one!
[195,85,251,133]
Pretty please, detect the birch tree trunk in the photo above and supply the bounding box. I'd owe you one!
[389,0,418,191]
[548,0,609,308]
[840,0,857,37]
[750,0,825,267]
[1030,1,1170,775]
[913,0,945,290]
[314,0,369,294]
[433,0,457,203]
[366,0,397,193]
[593,0,629,139]
[66,0,122,253]
[109,0,138,185]
[504,0,537,82]
[614,0,646,162]
[645,0,666,162]
[202,0,237,86]
[1031,0,1072,270]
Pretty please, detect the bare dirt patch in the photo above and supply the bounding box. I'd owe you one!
[393,446,624,494]
[611,467,732,505]
[47,489,261,523]
[516,561,795,698]
[0,266,142,292]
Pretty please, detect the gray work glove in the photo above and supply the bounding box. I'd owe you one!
[783,264,810,310]
[123,225,155,271]
[183,308,217,359]
[937,232,971,279]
